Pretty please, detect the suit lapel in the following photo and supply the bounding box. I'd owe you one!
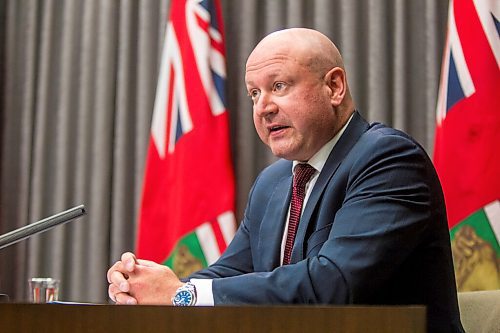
[291,111,370,262]
[258,173,293,270]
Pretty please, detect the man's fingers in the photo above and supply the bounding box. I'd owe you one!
[108,283,119,302]
[136,259,160,267]
[114,292,138,305]
[121,252,138,272]
[109,270,130,292]
[109,281,136,305]
[109,283,136,305]
[107,261,126,283]
[108,277,135,304]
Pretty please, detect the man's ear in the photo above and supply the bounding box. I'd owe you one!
[325,67,347,107]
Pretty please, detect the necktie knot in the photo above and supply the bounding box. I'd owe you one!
[293,163,316,189]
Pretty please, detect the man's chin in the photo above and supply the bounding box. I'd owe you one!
[269,146,298,161]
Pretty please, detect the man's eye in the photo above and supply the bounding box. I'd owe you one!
[274,82,286,91]
[249,90,260,99]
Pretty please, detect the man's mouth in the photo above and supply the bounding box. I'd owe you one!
[269,125,289,133]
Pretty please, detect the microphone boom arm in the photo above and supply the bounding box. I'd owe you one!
[0,205,86,250]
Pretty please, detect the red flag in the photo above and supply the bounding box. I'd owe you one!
[434,0,500,291]
[136,0,236,278]
[434,0,499,227]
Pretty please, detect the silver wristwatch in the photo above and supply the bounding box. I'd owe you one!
[172,282,197,306]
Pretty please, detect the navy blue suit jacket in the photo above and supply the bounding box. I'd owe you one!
[190,111,463,332]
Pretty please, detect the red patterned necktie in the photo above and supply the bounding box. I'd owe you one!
[283,163,316,265]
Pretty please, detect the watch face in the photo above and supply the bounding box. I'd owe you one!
[174,290,193,306]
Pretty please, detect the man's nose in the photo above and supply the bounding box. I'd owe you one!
[254,93,278,117]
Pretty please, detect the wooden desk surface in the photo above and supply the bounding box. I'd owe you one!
[0,303,426,333]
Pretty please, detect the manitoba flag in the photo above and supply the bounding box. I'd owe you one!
[136,0,236,278]
[433,0,500,291]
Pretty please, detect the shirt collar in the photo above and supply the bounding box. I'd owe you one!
[292,112,355,174]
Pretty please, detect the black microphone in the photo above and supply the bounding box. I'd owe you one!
[0,205,86,250]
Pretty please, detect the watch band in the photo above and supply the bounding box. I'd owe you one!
[172,282,197,306]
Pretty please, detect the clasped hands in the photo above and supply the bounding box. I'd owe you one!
[107,252,184,305]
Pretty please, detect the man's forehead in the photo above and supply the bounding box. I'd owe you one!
[244,55,303,85]
[246,54,295,72]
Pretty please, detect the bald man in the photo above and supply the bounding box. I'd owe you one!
[108,28,463,332]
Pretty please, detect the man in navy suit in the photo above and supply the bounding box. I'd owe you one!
[108,28,464,332]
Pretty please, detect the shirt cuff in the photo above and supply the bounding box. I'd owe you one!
[190,278,214,306]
